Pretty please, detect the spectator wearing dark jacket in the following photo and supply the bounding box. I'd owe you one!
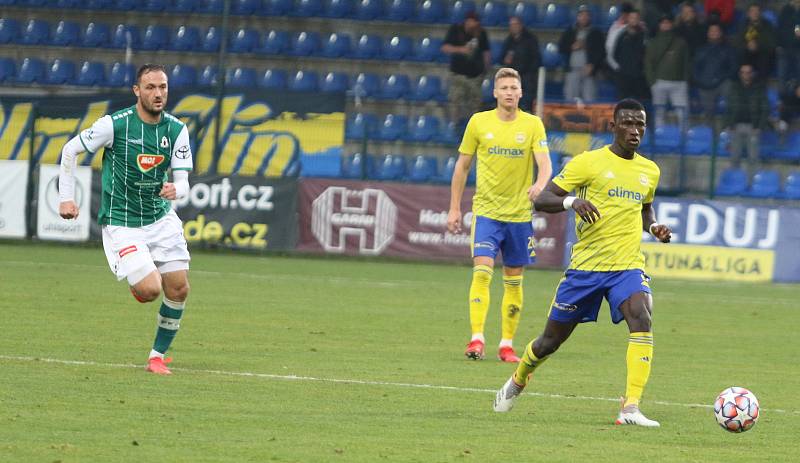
[724,64,770,169]
[735,4,777,81]
[558,5,605,103]
[777,0,800,87]
[693,24,737,120]
[441,11,491,125]
[614,9,650,100]
[645,15,691,128]
[501,16,541,112]
[778,81,800,133]
[674,2,707,55]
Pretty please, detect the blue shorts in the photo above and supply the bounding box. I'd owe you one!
[471,215,535,267]
[548,269,652,324]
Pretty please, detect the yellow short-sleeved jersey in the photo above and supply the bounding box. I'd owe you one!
[552,146,661,271]
[458,109,549,222]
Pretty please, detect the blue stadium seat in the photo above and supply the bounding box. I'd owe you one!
[170,26,200,51]
[110,24,140,49]
[226,67,257,87]
[289,70,319,92]
[112,0,137,10]
[260,68,288,89]
[762,9,778,26]
[653,124,682,153]
[685,125,712,155]
[377,114,408,141]
[758,130,779,159]
[490,40,503,64]
[351,72,380,98]
[345,112,378,140]
[354,0,384,20]
[481,1,508,26]
[75,61,106,86]
[201,26,221,52]
[198,65,218,86]
[324,0,353,17]
[0,18,19,44]
[715,167,747,196]
[0,57,15,83]
[169,64,197,87]
[199,0,223,13]
[45,59,75,85]
[408,155,437,182]
[410,36,445,62]
[292,0,323,17]
[320,71,348,93]
[143,0,168,11]
[54,0,83,7]
[83,22,110,47]
[16,57,44,84]
[20,19,49,45]
[386,0,415,21]
[449,0,476,23]
[407,115,440,142]
[231,0,261,14]
[596,79,617,102]
[52,21,80,46]
[85,0,112,8]
[260,30,289,55]
[378,74,410,100]
[481,77,494,103]
[229,28,259,53]
[432,155,457,183]
[341,152,365,179]
[602,5,621,28]
[320,32,352,58]
[107,62,135,87]
[264,0,291,15]
[746,169,781,198]
[541,42,561,68]
[437,121,461,144]
[370,154,406,180]
[382,35,412,60]
[410,75,444,101]
[290,31,321,56]
[171,0,199,13]
[416,0,445,23]
[538,3,570,28]
[782,171,800,200]
[512,1,538,27]
[141,25,169,51]
[770,132,800,161]
[352,34,381,59]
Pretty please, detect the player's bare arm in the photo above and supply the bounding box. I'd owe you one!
[642,202,671,243]
[447,153,473,233]
[528,151,553,202]
[534,182,601,223]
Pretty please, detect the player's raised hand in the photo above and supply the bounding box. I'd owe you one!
[572,198,601,224]
[59,200,79,219]
[447,209,462,234]
[651,224,672,243]
[159,182,177,200]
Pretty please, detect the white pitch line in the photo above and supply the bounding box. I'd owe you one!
[1,355,795,415]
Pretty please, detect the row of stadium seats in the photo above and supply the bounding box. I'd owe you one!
[303,152,474,183]
[1,0,622,28]
[716,169,800,199]
[0,57,136,86]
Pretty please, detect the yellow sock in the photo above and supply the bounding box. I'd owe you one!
[624,332,654,407]
[512,340,549,386]
[500,275,523,341]
[468,265,493,335]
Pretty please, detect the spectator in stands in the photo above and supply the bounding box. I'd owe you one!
[500,15,541,112]
[442,11,491,126]
[606,2,635,78]
[645,14,691,129]
[693,23,737,121]
[558,5,605,104]
[777,0,800,88]
[724,64,770,169]
[705,0,735,29]
[614,9,650,100]
[777,81,800,134]
[735,3,777,82]
[674,2,707,56]
[643,0,680,36]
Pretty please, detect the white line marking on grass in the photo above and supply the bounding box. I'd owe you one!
[1,355,796,415]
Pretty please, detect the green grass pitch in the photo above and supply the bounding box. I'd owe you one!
[0,242,797,462]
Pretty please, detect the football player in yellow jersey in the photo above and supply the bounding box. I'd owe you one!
[492,99,673,427]
[447,67,553,363]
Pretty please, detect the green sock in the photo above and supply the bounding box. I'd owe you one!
[152,298,185,355]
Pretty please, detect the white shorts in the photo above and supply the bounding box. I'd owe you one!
[102,209,191,283]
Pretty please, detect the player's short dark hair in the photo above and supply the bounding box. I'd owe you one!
[613,98,645,120]
[136,64,167,84]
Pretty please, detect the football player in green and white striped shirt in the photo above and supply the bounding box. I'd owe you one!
[58,64,192,375]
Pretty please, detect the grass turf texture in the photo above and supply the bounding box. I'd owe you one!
[0,242,797,462]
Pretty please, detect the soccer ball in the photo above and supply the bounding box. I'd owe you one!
[713,387,760,433]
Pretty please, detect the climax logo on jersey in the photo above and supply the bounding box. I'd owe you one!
[608,186,645,202]
[137,154,166,173]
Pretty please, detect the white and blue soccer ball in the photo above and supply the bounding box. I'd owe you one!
[714,387,760,433]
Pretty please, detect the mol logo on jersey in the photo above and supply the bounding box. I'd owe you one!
[137,154,166,173]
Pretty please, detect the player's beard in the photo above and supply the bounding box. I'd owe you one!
[142,98,165,120]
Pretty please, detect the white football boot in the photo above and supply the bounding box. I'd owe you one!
[493,376,525,412]
[615,404,660,427]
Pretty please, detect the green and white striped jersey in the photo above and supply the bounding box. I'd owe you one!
[79,105,193,227]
